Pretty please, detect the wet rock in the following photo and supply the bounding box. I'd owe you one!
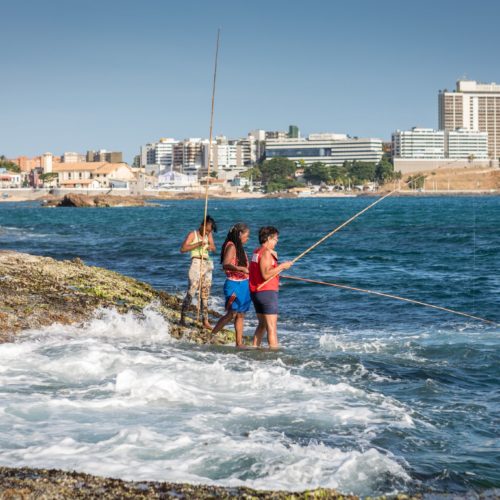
[0,466,358,499]
[0,251,230,344]
[45,194,147,207]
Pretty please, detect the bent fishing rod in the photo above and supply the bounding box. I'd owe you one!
[282,275,498,327]
[257,169,443,292]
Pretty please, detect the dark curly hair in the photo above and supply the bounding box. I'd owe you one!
[220,223,249,267]
[258,226,279,244]
[200,214,217,233]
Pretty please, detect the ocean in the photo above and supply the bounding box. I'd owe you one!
[0,196,499,496]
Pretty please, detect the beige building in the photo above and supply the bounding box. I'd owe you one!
[173,139,207,175]
[202,136,258,180]
[439,80,500,159]
[53,162,135,188]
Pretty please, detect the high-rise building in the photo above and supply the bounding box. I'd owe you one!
[392,127,488,160]
[202,136,256,180]
[392,128,445,159]
[288,125,300,138]
[446,129,488,159]
[140,138,178,173]
[247,130,266,162]
[439,80,500,159]
[173,138,207,175]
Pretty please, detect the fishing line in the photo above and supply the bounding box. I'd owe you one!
[282,274,498,326]
[257,172,426,291]
[471,194,477,313]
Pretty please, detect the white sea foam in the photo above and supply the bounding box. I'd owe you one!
[0,308,415,495]
[320,334,389,353]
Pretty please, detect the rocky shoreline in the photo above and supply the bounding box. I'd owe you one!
[42,193,149,207]
[0,466,366,499]
[0,251,229,344]
[0,252,360,499]
[1,252,495,499]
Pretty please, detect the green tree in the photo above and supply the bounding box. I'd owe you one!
[240,166,262,181]
[40,172,59,186]
[407,174,426,189]
[259,157,296,184]
[374,157,395,183]
[329,165,347,185]
[0,156,20,172]
[347,161,376,184]
[303,162,330,184]
[265,178,302,193]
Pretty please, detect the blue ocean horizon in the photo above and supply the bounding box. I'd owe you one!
[0,196,498,496]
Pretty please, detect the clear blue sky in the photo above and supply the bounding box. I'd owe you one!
[1,0,499,162]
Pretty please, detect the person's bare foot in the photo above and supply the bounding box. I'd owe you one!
[203,321,213,329]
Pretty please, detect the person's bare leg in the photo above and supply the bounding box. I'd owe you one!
[211,311,236,340]
[234,313,245,347]
[264,314,279,348]
[252,314,266,347]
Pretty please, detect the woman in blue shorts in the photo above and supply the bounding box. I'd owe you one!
[210,223,251,347]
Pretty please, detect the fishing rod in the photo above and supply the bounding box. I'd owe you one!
[257,174,420,291]
[197,28,221,322]
[282,274,498,326]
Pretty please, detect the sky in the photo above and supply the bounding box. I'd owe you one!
[1,0,499,163]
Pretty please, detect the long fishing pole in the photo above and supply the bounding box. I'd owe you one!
[197,29,221,322]
[258,185,408,290]
[282,274,498,326]
[257,169,437,292]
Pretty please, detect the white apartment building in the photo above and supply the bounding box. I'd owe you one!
[439,80,500,159]
[447,129,488,159]
[392,127,488,159]
[392,128,445,159]
[140,138,178,174]
[202,137,249,181]
[392,127,490,173]
[265,134,383,166]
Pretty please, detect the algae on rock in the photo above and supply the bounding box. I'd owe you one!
[0,251,232,344]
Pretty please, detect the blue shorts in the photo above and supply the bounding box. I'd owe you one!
[251,290,279,315]
[223,279,251,313]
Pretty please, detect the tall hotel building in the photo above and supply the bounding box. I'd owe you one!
[439,80,500,159]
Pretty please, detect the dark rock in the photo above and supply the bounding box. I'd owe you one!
[0,251,231,344]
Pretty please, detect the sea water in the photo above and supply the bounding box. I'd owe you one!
[0,197,498,496]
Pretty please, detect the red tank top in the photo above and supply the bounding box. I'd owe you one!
[224,242,248,281]
[249,246,279,293]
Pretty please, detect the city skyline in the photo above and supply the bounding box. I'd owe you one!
[1,0,499,162]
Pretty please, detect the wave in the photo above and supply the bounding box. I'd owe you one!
[0,308,416,495]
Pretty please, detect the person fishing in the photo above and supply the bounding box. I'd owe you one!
[249,226,293,349]
[180,215,217,329]
[210,223,251,347]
